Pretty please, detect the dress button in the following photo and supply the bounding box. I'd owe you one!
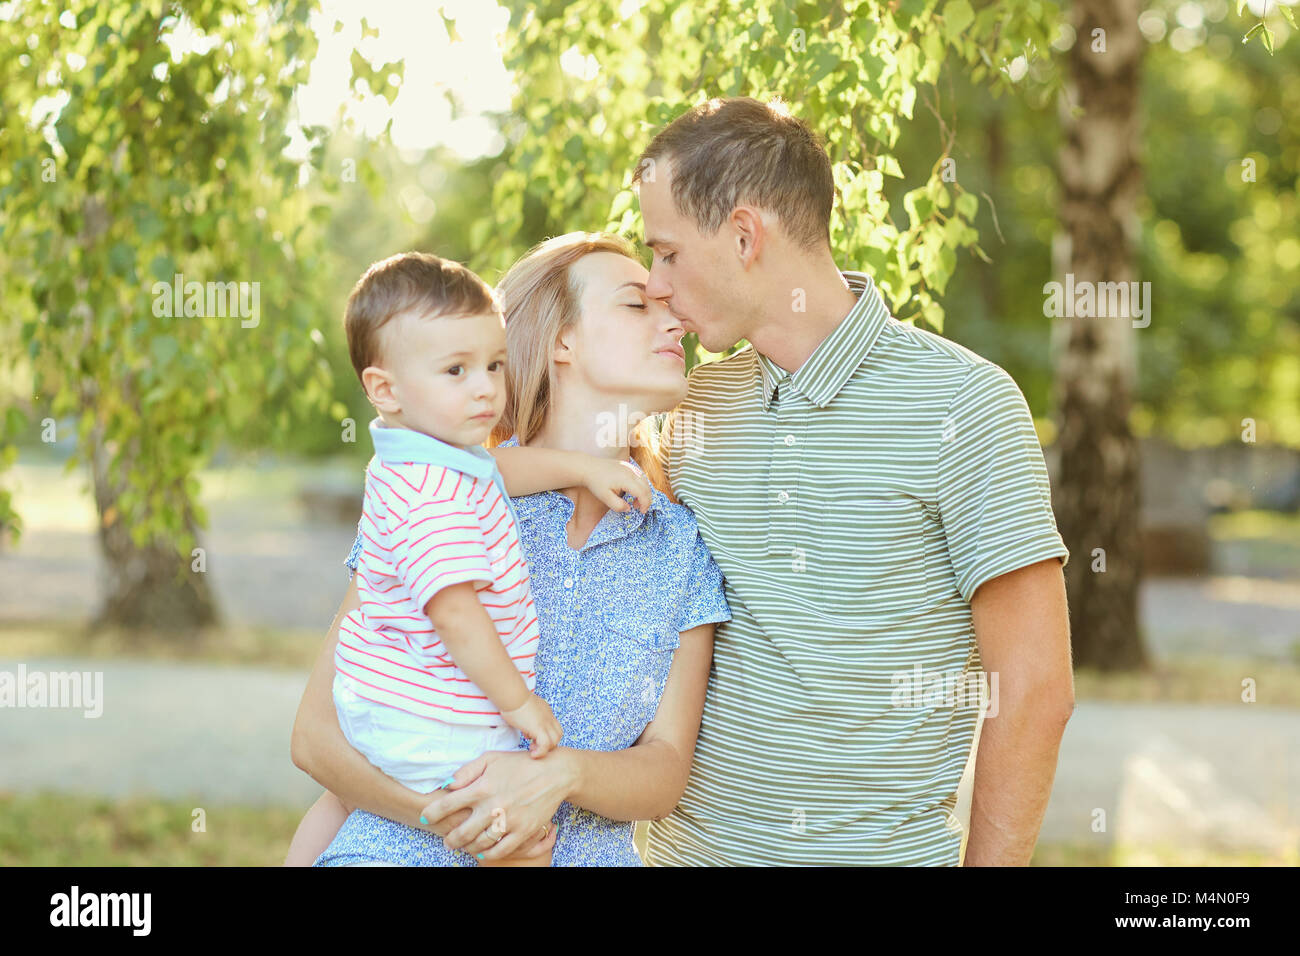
[777,490,789,503]
[784,434,796,445]
[563,577,574,589]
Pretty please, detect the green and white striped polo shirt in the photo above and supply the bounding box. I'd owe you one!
[645,270,1068,866]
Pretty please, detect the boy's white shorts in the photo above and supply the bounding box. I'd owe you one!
[333,675,523,793]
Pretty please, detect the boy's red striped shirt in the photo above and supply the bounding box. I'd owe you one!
[334,458,539,725]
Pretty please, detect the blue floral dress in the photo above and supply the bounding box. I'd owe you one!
[315,437,731,866]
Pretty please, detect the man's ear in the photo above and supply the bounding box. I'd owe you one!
[730,204,766,268]
[362,365,400,415]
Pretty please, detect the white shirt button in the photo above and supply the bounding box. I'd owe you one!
[563,577,574,589]
[777,490,789,503]
[784,434,796,445]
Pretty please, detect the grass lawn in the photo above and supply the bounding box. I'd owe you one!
[0,621,323,672]
[4,794,1290,866]
[0,792,301,867]
[1072,655,1300,707]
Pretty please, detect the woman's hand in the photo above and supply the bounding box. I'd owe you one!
[416,748,573,863]
[478,826,557,866]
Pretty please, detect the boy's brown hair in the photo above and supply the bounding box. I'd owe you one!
[343,251,500,384]
[631,96,834,252]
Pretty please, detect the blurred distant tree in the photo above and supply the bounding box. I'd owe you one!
[920,0,1299,448]
[0,1,337,631]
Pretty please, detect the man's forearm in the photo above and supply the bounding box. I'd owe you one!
[963,693,1071,865]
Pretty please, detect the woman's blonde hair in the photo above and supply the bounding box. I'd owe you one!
[487,231,674,500]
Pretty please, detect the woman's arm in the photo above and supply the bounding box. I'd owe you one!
[423,621,715,862]
[554,621,713,821]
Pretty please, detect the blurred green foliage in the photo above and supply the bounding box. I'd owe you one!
[2,0,1297,568]
[0,0,339,554]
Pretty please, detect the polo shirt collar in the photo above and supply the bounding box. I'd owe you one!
[370,417,500,477]
[756,270,889,410]
[368,417,521,527]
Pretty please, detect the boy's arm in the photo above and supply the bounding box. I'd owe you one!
[489,445,588,497]
[425,582,531,713]
[490,445,653,512]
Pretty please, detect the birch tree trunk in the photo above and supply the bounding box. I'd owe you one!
[1052,0,1147,670]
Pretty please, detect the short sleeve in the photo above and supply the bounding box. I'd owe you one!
[389,486,496,614]
[937,363,1069,603]
[675,527,732,634]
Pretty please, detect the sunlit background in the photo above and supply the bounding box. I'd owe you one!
[1,0,1297,867]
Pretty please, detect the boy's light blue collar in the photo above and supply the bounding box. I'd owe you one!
[368,417,521,529]
[368,417,499,477]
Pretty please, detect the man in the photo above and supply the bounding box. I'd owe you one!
[636,97,1074,866]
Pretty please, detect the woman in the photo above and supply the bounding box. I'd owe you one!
[288,232,730,865]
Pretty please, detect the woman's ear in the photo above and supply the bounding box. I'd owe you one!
[551,328,576,367]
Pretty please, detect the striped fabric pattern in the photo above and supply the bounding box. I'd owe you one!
[336,460,540,726]
[645,270,1068,865]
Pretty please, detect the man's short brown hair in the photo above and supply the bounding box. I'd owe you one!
[343,251,499,384]
[632,97,834,251]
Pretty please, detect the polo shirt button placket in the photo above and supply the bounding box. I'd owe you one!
[768,400,800,553]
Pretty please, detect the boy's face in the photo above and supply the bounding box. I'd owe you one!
[365,308,508,448]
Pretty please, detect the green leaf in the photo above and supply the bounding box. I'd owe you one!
[904,189,934,226]
[807,46,841,87]
[878,155,904,179]
[108,242,135,279]
[609,190,635,219]
[149,254,176,281]
[151,335,179,368]
[956,191,978,219]
[944,0,976,41]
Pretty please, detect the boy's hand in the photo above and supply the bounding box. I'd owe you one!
[499,693,563,758]
[583,457,652,514]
